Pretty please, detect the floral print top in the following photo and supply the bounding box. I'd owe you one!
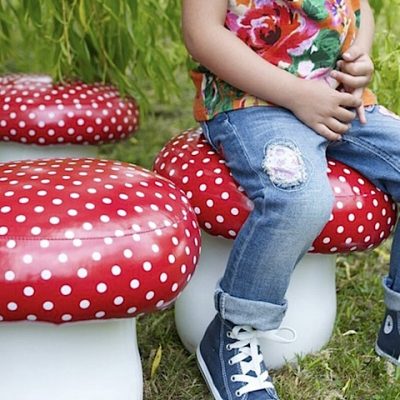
[191,0,376,121]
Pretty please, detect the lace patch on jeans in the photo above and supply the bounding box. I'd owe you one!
[262,141,307,189]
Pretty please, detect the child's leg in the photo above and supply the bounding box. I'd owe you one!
[203,106,334,332]
[326,104,400,364]
[199,106,333,400]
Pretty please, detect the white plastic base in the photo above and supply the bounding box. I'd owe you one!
[175,232,337,369]
[0,142,98,162]
[0,319,143,400]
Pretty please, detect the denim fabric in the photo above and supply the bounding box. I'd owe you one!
[202,105,400,331]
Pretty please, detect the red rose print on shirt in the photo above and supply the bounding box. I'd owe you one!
[226,3,319,65]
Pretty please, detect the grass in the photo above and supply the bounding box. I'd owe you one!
[134,245,400,400]
[96,9,400,399]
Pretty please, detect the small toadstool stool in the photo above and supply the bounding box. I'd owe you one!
[154,127,397,369]
[0,74,139,161]
[0,157,200,400]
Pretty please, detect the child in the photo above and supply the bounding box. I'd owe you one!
[182,0,400,399]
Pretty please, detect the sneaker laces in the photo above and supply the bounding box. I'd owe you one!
[227,325,296,397]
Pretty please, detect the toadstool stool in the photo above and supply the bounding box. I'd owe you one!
[0,74,139,161]
[154,127,397,369]
[0,157,200,400]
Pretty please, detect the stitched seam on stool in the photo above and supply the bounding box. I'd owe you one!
[0,216,190,241]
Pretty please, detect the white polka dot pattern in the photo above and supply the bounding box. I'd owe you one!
[0,158,201,323]
[154,127,252,238]
[0,74,139,145]
[311,160,396,253]
[154,127,397,253]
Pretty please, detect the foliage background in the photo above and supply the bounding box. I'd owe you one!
[0,1,400,399]
[1,0,398,118]
[0,0,185,111]
[370,0,400,114]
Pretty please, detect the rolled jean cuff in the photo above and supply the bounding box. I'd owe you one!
[383,276,400,311]
[214,287,287,331]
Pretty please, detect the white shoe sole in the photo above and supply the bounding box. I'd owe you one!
[196,346,224,400]
[375,342,400,366]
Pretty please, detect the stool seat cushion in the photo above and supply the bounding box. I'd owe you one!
[0,74,139,145]
[0,158,200,323]
[154,127,396,253]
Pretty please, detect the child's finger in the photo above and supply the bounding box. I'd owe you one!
[338,59,373,78]
[356,105,367,124]
[317,124,342,141]
[338,91,363,109]
[353,86,367,124]
[331,70,368,89]
[326,117,352,135]
[342,45,363,62]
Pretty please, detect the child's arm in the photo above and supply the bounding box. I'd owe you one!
[330,0,375,123]
[351,0,375,55]
[182,0,361,141]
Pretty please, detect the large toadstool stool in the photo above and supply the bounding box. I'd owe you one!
[0,157,200,400]
[154,127,397,369]
[0,74,139,161]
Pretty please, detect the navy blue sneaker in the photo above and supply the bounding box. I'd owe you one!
[196,314,280,400]
[376,308,400,365]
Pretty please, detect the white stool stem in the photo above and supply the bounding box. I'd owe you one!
[0,319,143,400]
[175,231,337,369]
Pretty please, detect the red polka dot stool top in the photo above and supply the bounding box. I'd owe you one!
[0,74,139,145]
[0,158,201,323]
[154,127,397,253]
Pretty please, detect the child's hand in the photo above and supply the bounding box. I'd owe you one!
[289,79,361,141]
[332,46,374,89]
[330,45,374,124]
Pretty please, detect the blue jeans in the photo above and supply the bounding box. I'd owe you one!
[202,105,400,331]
